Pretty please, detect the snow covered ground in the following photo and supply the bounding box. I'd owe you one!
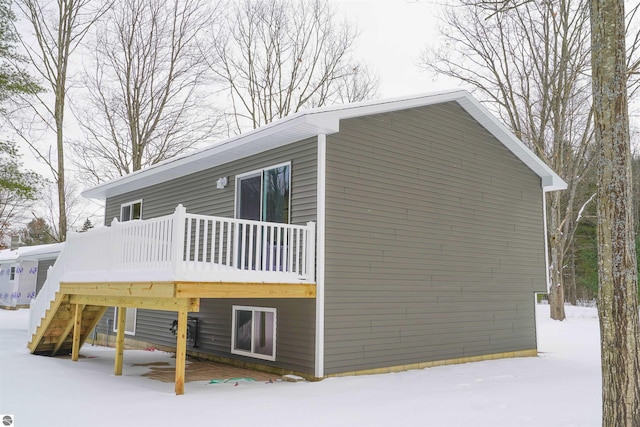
[0,304,601,427]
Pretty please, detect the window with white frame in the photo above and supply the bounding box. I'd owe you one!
[231,306,277,361]
[9,266,15,281]
[113,307,137,335]
[120,200,143,221]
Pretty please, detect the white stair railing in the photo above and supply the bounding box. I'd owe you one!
[28,246,67,341]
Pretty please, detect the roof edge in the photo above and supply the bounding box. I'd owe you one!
[82,89,567,199]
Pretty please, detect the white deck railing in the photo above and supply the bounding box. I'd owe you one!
[28,249,66,341]
[28,205,316,341]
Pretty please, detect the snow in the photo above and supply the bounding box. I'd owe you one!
[1,304,601,426]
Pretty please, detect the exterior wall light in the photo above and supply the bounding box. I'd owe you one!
[216,177,228,189]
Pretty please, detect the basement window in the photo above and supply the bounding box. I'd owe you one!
[231,306,276,361]
[113,307,137,335]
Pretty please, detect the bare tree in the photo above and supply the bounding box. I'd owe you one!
[207,0,379,134]
[72,0,221,184]
[335,63,380,104]
[590,0,640,423]
[12,0,110,241]
[422,0,598,320]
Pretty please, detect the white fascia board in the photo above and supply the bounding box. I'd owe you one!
[456,95,567,192]
[82,89,566,199]
[82,113,340,200]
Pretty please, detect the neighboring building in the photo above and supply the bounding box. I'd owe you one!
[28,90,566,393]
[0,243,64,309]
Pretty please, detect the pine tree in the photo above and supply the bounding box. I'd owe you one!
[80,218,93,232]
[0,141,44,248]
[0,0,41,109]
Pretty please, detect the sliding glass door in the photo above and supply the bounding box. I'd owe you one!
[236,164,291,271]
[236,164,290,223]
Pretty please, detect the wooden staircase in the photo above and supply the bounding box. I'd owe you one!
[28,292,108,356]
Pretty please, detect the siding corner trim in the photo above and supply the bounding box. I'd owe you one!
[315,133,327,378]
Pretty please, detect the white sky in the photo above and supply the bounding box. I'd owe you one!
[332,0,460,97]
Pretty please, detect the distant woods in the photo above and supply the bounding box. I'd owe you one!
[422,0,640,312]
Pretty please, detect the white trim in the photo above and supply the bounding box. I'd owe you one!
[113,307,137,335]
[234,162,292,223]
[83,90,566,200]
[120,199,143,222]
[542,192,551,293]
[235,161,292,181]
[231,305,277,361]
[234,171,262,220]
[315,134,326,378]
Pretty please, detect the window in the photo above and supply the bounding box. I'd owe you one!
[113,307,137,335]
[236,163,290,223]
[231,306,277,361]
[9,266,15,281]
[120,200,143,221]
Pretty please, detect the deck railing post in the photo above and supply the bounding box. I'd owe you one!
[306,221,316,281]
[172,205,187,277]
[108,218,119,273]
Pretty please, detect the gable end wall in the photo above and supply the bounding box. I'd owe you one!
[323,102,547,374]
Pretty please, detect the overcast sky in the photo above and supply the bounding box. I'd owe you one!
[332,0,461,97]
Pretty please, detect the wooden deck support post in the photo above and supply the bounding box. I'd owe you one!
[114,306,126,376]
[71,304,84,361]
[175,308,188,395]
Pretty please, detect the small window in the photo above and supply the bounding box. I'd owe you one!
[231,306,277,361]
[9,266,15,281]
[113,307,137,335]
[120,200,143,221]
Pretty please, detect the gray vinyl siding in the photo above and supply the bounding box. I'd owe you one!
[36,259,56,295]
[98,139,318,374]
[323,102,546,374]
[96,299,316,373]
[104,137,317,224]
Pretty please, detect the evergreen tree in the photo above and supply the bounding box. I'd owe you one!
[0,0,41,110]
[80,218,93,232]
[0,141,43,248]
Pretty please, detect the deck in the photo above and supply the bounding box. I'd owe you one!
[27,205,316,394]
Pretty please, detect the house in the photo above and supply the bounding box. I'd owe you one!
[27,90,566,394]
[0,243,63,309]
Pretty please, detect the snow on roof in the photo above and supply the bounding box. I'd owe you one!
[17,243,64,261]
[82,89,567,200]
[0,243,64,263]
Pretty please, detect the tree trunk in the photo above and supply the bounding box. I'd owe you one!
[566,234,577,305]
[549,192,566,320]
[590,0,640,424]
[55,95,66,242]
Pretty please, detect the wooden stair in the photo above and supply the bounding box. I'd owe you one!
[28,293,108,356]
